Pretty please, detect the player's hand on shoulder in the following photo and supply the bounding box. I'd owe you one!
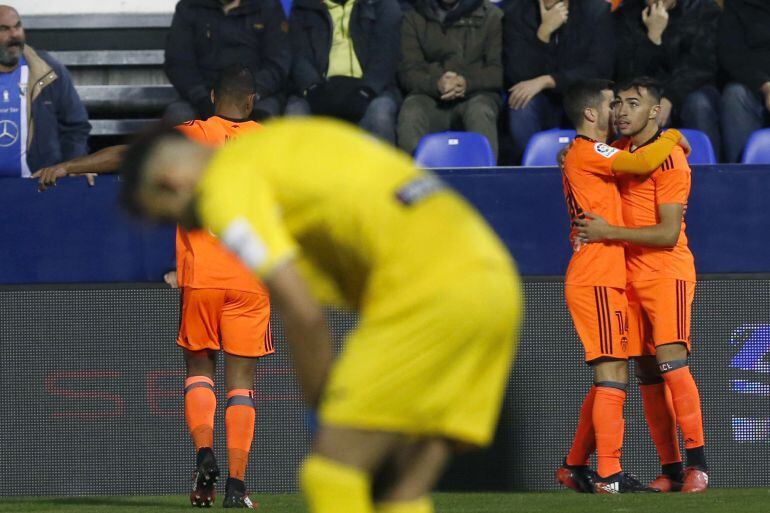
[575,212,611,243]
[164,270,179,289]
[672,129,691,157]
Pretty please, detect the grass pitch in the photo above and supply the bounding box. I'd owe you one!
[2,489,769,513]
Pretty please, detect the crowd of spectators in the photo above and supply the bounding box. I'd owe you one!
[4,0,770,172]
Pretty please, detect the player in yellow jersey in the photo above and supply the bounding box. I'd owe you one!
[118,117,522,513]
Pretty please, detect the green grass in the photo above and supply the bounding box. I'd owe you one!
[1,490,769,513]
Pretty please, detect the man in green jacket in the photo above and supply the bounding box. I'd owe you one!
[397,0,503,160]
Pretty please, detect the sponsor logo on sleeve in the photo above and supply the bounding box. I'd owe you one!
[594,142,619,158]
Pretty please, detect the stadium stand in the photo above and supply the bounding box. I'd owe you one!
[413,131,496,168]
[25,14,174,142]
[18,1,768,166]
[679,128,718,165]
[521,129,576,167]
[741,128,770,164]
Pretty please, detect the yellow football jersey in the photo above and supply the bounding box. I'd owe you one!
[197,118,522,446]
[197,118,513,309]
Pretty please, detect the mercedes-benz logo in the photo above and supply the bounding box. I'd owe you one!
[0,119,19,148]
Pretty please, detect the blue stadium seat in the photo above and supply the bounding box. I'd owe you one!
[281,0,293,17]
[742,129,770,164]
[521,129,576,166]
[678,128,716,164]
[414,131,496,168]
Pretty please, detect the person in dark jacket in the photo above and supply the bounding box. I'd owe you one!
[0,6,90,177]
[504,0,615,163]
[719,0,770,162]
[397,0,503,159]
[164,0,291,122]
[287,0,402,143]
[615,0,722,160]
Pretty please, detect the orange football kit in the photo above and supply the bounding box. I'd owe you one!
[562,136,631,362]
[175,117,272,359]
[175,116,273,496]
[615,134,706,477]
[616,140,695,355]
[560,130,683,480]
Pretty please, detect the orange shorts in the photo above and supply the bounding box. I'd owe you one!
[627,278,695,356]
[177,287,273,358]
[565,285,635,362]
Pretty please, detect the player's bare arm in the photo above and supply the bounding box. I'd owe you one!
[577,202,684,248]
[266,261,333,409]
[610,130,690,176]
[31,145,128,191]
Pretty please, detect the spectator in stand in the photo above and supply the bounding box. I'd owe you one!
[0,5,90,177]
[719,0,770,163]
[615,0,722,160]
[504,0,615,163]
[286,0,402,143]
[164,0,290,123]
[397,0,503,159]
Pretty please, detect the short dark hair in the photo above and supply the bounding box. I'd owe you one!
[615,76,663,104]
[213,65,256,102]
[563,79,614,128]
[118,123,187,215]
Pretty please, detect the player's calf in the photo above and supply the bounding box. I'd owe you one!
[656,353,709,476]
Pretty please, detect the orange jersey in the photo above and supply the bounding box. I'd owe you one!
[562,136,627,288]
[174,116,268,293]
[615,136,695,282]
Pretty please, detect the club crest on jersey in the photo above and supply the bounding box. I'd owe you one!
[594,142,618,158]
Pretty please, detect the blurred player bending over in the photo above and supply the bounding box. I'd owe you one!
[34,66,269,508]
[118,117,522,513]
[556,79,690,494]
[577,77,708,493]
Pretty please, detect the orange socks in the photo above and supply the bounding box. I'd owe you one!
[226,389,256,481]
[640,382,682,465]
[593,386,626,478]
[566,386,597,467]
[185,378,257,481]
[185,376,216,450]
[660,364,705,450]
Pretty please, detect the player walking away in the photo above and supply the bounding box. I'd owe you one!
[577,77,708,493]
[555,79,691,494]
[33,66,269,508]
[118,117,522,513]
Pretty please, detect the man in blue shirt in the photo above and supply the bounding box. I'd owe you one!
[0,6,90,177]
[0,28,27,177]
